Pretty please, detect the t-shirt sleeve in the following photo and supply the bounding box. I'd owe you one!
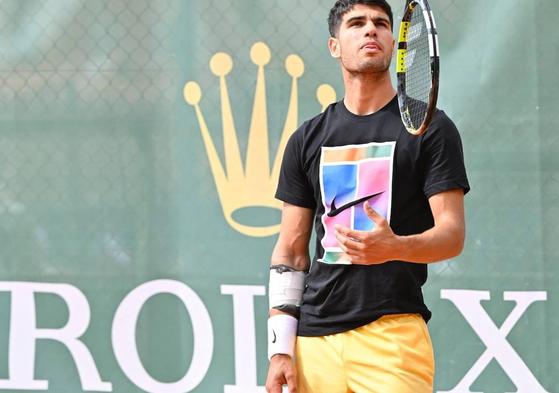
[275,128,316,209]
[420,112,470,198]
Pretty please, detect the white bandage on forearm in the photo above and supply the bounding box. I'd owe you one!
[268,314,298,360]
[268,265,306,311]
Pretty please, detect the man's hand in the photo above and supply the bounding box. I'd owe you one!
[266,354,297,393]
[334,201,399,264]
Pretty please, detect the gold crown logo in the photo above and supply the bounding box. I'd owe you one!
[184,42,336,237]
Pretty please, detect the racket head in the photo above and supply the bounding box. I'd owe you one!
[396,0,439,136]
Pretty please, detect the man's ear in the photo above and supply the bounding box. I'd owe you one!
[328,37,341,58]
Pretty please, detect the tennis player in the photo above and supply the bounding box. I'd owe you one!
[266,1,469,392]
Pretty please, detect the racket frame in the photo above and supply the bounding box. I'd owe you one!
[396,0,440,136]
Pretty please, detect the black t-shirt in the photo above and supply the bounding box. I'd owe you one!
[275,95,470,337]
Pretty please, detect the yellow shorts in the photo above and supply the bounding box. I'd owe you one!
[295,314,435,393]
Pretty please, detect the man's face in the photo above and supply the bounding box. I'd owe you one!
[328,4,395,75]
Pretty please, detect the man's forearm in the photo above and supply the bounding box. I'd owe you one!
[396,222,465,263]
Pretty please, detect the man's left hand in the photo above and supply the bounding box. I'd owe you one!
[334,201,400,264]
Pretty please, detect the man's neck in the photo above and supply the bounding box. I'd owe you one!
[342,70,396,116]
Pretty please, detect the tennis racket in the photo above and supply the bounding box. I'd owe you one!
[396,0,439,136]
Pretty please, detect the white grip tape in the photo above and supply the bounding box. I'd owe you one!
[268,314,298,360]
[268,268,305,309]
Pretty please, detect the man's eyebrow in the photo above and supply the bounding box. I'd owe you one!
[374,16,390,25]
[345,15,366,24]
[345,14,390,25]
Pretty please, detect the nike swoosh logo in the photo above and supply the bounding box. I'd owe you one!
[272,329,277,343]
[327,191,384,217]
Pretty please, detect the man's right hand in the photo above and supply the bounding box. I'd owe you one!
[265,354,297,393]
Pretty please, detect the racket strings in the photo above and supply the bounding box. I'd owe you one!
[404,8,431,129]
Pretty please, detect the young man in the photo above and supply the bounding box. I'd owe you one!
[266,1,469,392]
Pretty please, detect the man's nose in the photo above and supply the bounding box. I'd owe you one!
[364,20,377,37]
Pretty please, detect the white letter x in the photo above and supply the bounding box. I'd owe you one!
[439,290,548,393]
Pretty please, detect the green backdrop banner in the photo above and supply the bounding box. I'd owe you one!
[0,0,556,392]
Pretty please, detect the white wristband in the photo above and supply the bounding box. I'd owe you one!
[267,314,298,360]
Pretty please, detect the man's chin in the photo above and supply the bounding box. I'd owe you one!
[340,57,392,75]
[357,62,391,74]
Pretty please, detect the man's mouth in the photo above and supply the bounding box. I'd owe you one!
[362,42,382,51]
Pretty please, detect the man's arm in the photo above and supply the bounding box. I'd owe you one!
[270,203,314,272]
[266,203,313,393]
[334,188,465,264]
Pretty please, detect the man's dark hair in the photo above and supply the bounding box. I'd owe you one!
[328,0,394,37]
